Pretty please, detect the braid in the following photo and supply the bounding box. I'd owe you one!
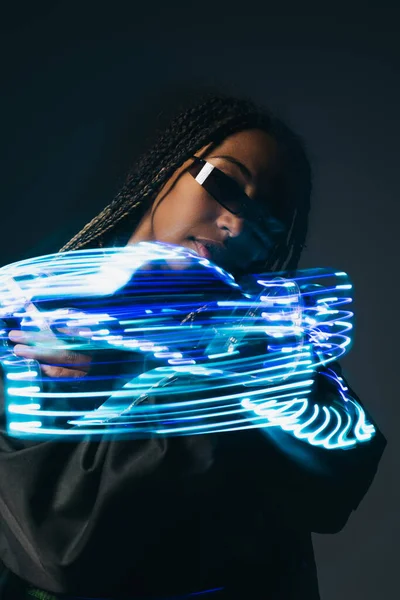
[59,93,312,276]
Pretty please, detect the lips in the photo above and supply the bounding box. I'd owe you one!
[189,237,227,261]
[188,237,236,271]
[189,235,268,276]
[192,239,212,259]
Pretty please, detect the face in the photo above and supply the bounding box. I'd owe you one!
[127,129,283,277]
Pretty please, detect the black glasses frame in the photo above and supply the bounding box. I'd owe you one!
[188,156,257,217]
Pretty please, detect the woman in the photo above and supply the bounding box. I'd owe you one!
[0,94,386,599]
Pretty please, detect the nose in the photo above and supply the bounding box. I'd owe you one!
[216,208,245,238]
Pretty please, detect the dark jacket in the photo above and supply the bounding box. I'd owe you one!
[0,349,386,599]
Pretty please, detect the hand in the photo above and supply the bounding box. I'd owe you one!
[8,328,92,379]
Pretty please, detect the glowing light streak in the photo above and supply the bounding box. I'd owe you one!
[0,243,375,449]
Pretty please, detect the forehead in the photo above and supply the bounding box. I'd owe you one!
[207,129,280,181]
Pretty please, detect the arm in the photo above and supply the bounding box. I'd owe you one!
[230,360,387,534]
[0,365,225,596]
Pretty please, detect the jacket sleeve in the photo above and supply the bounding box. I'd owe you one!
[228,360,387,535]
[0,361,224,596]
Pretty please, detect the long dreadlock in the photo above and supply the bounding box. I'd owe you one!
[59,93,312,277]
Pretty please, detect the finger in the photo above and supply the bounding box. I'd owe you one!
[40,363,89,379]
[55,325,93,343]
[9,329,64,347]
[13,344,91,370]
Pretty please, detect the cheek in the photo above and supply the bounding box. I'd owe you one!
[152,182,215,241]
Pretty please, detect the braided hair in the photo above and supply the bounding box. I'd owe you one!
[59,93,312,277]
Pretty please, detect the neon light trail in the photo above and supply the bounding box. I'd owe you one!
[0,242,374,448]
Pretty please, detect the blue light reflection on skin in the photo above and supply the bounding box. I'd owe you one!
[0,242,374,448]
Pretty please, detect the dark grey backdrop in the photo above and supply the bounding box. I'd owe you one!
[1,4,397,599]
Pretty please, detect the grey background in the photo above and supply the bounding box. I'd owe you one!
[1,3,397,598]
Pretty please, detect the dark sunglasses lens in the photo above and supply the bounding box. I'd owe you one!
[202,169,246,215]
